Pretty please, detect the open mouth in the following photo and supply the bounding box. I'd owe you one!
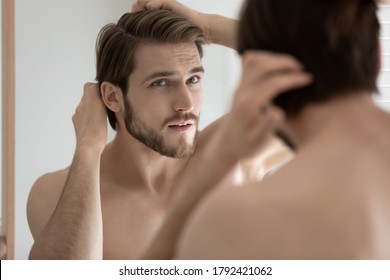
[167,123,193,131]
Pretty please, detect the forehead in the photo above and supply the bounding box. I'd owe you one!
[132,42,202,77]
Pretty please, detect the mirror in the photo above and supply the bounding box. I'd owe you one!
[7,1,390,260]
[12,0,243,259]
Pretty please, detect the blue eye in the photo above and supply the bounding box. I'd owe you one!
[187,76,201,84]
[152,79,168,87]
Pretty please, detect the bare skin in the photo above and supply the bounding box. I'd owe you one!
[25,1,304,259]
[27,82,106,259]
[141,51,311,259]
[144,0,390,260]
[27,35,309,260]
[23,0,390,262]
[177,94,390,259]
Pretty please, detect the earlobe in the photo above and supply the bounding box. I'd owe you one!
[100,82,123,112]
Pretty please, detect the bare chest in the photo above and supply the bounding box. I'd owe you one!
[100,187,168,259]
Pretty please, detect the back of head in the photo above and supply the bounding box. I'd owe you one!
[96,9,206,130]
[238,0,380,117]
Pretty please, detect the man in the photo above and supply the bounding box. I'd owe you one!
[27,9,306,259]
[176,0,390,259]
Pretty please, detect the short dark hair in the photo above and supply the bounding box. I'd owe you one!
[96,10,207,130]
[238,0,380,117]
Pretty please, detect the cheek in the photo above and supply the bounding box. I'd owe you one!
[194,92,204,112]
[129,92,163,113]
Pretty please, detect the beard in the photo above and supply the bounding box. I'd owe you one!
[123,100,198,158]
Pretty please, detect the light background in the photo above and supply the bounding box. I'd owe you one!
[5,1,390,259]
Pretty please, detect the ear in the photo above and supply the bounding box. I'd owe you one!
[100,81,123,112]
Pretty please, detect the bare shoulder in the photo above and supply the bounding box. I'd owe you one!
[176,177,315,259]
[176,182,270,259]
[176,161,337,260]
[196,114,227,150]
[176,152,390,259]
[27,167,70,240]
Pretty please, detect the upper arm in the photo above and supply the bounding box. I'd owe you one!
[27,169,68,241]
[196,114,228,151]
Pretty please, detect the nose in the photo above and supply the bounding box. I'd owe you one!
[173,85,194,112]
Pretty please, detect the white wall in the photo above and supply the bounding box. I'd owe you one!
[13,1,390,259]
[377,5,390,110]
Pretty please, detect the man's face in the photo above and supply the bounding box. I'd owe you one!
[123,42,204,158]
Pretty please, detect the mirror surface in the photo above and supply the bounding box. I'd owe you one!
[13,0,243,259]
[10,1,390,259]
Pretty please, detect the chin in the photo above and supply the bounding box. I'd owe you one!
[160,142,196,159]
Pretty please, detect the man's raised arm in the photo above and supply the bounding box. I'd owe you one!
[132,0,238,49]
[28,83,106,259]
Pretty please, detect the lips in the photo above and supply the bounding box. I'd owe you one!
[167,121,194,132]
[168,121,194,127]
[162,113,198,128]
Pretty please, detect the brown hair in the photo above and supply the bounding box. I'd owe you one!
[238,0,380,117]
[96,10,207,130]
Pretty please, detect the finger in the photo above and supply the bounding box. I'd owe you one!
[137,0,149,7]
[131,3,140,12]
[239,71,313,112]
[137,0,167,10]
[259,71,312,103]
[80,83,102,108]
[84,82,98,92]
[241,51,304,84]
[132,0,151,12]
[233,70,312,116]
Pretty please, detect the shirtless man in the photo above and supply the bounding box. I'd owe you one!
[176,0,390,259]
[26,7,306,259]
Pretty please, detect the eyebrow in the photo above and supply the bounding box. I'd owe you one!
[142,66,205,84]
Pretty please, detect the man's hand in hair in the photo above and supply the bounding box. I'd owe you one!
[132,0,206,34]
[131,0,237,48]
[73,83,107,155]
[218,51,313,159]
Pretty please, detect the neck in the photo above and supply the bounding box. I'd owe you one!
[100,128,188,192]
[285,92,384,147]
